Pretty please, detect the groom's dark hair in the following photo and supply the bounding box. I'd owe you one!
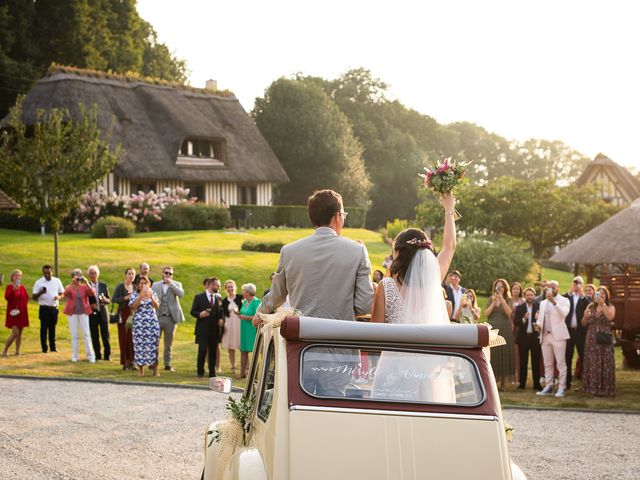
[307,189,343,227]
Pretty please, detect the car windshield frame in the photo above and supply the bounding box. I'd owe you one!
[298,343,487,408]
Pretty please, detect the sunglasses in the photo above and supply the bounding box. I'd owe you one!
[164,271,173,276]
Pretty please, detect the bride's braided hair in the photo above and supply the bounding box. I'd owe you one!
[390,228,434,285]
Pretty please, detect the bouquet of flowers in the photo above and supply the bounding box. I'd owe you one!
[419,157,470,219]
[419,157,470,195]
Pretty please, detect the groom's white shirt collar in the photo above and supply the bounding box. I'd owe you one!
[314,226,338,236]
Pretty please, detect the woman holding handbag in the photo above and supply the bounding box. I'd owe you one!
[112,267,136,370]
[581,286,616,396]
[2,269,29,356]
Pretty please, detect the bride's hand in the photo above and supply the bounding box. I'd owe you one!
[440,193,456,213]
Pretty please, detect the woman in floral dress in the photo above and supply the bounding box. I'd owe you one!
[129,275,160,377]
[581,286,616,396]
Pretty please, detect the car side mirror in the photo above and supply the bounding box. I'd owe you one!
[209,376,232,394]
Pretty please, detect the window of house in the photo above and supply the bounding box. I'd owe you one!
[178,138,225,166]
[183,183,205,202]
[238,185,257,205]
[132,182,157,194]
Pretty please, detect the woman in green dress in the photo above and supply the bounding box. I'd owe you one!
[485,278,514,391]
[238,283,260,378]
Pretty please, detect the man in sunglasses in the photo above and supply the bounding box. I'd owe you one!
[151,266,185,371]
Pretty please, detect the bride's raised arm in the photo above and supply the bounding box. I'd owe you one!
[437,193,457,282]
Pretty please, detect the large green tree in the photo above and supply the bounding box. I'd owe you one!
[0,0,187,117]
[0,98,120,275]
[253,77,371,207]
[416,177,620,257]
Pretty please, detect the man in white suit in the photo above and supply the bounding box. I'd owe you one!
[535,280,571,398]
[256,189,374,395]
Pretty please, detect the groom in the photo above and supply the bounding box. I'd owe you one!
[256,189,374,395]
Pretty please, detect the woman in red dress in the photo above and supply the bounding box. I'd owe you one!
[3,269,30,356]
[581,286,616,396]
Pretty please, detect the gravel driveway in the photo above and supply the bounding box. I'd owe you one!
[1,378,638,479]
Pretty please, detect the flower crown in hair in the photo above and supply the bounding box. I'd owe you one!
[406,238,433,250]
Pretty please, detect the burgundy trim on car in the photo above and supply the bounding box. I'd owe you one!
[286,340,500,417]
[281,315,300,340]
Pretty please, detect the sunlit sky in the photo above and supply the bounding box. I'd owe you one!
[138,0,640,172]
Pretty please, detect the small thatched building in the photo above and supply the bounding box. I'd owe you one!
[13,67,289,205]
[551,198,640,281]
[0,188,18,211]
[576,153,640,207]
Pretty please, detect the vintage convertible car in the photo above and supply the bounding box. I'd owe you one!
[203,316,526,480]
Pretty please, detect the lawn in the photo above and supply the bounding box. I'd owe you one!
[1,228,638,410]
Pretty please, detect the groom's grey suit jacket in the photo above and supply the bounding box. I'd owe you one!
[258,227,374,320]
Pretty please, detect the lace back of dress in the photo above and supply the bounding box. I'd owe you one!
[382,277,404,324]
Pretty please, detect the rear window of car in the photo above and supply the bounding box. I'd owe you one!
[300,346,484,406]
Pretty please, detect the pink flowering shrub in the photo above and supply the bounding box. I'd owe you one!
[67,187,196,232]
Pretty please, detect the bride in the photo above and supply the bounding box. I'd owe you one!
[370,193,457,402]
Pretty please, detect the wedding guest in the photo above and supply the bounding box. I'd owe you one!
[373,269,384,284]
[62,269,96,363]
[536,280,571,398]
[191,277,224,378]
[584,283,597,301]
[134,262,154,286]
[581,287,616,396]
[535,280,549,305]
[513,287,542,390]
[32,265,64,353]
[445,270,466,320]
[87,265,111,361]
[485,278,514,390]
[2,269,29,357]
[263,272,275,297]
[239,283,260,378]
[563,276,590,390]
[151,266,185,372]
[112,268,136,370]
[442,288,453,319]
[454,289,481,323]
[510,281,525,383]
[221,279,243,374]
[129,275,160,377]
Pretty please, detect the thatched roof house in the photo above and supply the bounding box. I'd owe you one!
[551,198,640,266]
[576,153,640,207]
[13,67,288,205]
[0,188,18,210]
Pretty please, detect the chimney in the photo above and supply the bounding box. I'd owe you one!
[205,79,218,92]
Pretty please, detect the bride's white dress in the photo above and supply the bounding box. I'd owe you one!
[371,275,457,403]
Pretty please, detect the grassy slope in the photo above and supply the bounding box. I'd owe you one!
[0,228,637,410]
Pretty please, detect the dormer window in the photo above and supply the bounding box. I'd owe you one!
[177,138,225,167]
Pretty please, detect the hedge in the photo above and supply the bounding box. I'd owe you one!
[156,203,231,231]
[230,205,367,228]
[241,240,284,253]
[91,216,135,238]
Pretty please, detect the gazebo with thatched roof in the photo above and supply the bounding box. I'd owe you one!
[551,198,640,281]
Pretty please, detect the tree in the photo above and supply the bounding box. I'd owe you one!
[416,177,620,257]
[253,77,371,207]
[0,98,120,275]
[0,0,187,118]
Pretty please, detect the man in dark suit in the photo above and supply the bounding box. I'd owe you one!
[513,287,542,390]
[563,276,590,389]
[190,277,224,378]
[87,265,111,361]
[444,270,465,321]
